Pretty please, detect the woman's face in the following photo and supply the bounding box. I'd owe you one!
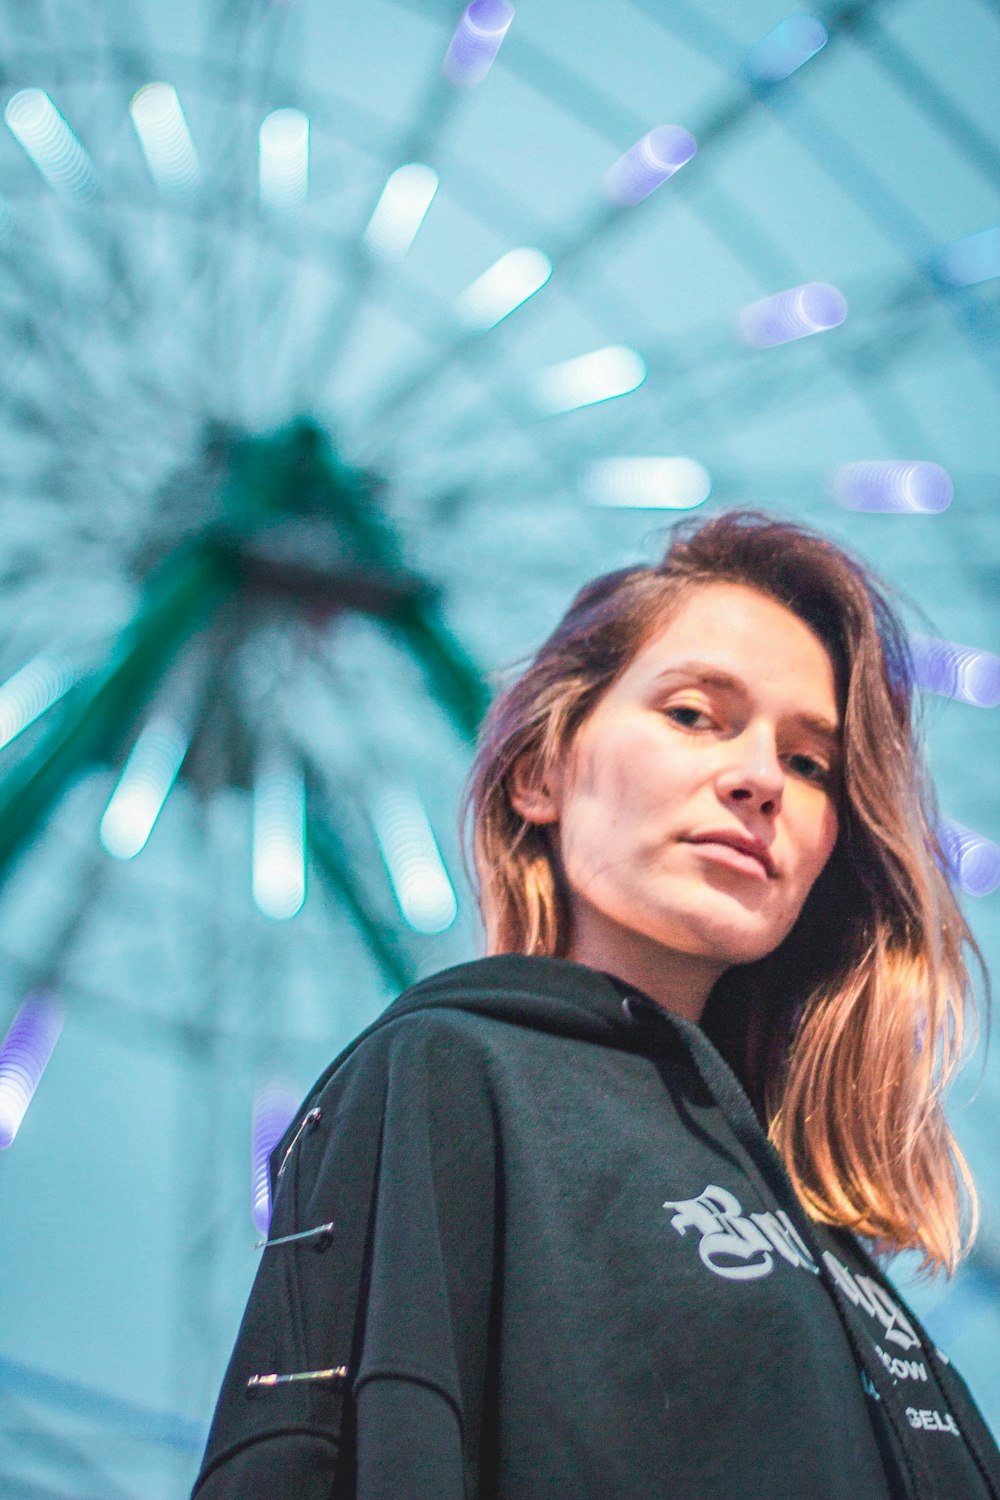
[517,582,842,993]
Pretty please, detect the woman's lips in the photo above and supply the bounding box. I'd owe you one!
[684,838,772,881]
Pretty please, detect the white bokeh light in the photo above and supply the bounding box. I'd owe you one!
[130,83,201,196]
[371,786,457,935]
[363,163,439,262]
[455,247,552,330]
[259,108,310,212]
[583,457,712,510]
[5,89,95,197]
[252,755,307,920]
[0,654,78,753]
[532,345,646,414]
[99,716,189,860]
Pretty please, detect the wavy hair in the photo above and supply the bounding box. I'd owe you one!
[465,510,982,1273]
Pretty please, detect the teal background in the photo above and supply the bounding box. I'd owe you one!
[0,2,997,1494]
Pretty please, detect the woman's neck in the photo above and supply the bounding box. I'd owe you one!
[566,910,726,1024]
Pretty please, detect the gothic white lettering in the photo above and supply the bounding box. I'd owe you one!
[662,1186,819,1282]
[662,1184,920,1355]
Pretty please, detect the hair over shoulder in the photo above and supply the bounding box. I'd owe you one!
[464,509,983,1274]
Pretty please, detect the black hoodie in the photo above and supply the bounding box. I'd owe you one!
[192,955,1000,1499]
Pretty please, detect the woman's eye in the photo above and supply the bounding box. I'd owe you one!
[665,705,713,730]
[787,752,829,783]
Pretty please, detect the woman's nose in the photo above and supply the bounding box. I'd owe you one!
[715,731,784,816]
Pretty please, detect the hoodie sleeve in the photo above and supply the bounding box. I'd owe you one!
[191,1014,499,1500]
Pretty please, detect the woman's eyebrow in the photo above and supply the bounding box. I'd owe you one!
[652,661,745,692]
[792,712,840,746]
[652,661,840,741]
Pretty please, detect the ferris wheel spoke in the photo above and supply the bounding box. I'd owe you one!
[0,545,235,890]
[306,803,416,994]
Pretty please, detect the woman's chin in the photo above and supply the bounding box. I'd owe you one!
[654,910,790,968]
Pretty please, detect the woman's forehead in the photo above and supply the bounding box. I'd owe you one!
[621,583,839,707]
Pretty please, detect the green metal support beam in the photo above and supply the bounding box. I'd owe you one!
[308,813,416,994]
[0,543,236,888]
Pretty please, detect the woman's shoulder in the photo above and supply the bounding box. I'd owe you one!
[299,959,512,1113]
[303,952,623,1115]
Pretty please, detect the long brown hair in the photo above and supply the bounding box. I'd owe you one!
[465,510,981,1272]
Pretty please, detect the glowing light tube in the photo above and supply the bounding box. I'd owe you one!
[832,461,952,514]
[371,787,457,935]
[533,345,646,415]
[129,83,201,196]
[910,636,1000,709]
[0,991,64,1149]
[252,756,306,921]
[739,282,847,347]
[258,108,310,212]
[4,89,95,197]
[745,16,828,83]
[939,819,1000,898]
[99,716,188,860]
[443,0,515,87]
[603,125,697,206]
[583,456,711,510]
[933,227,1000,288]
[251,1079,300,1234]
[0,653,77,752]
[363,163,439,262]
[455,247,552,329]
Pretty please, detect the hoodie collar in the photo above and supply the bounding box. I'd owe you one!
[382,952,700,1057]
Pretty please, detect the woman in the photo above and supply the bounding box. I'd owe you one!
[192,510,1000,1499]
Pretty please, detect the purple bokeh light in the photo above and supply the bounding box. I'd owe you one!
[603,125,697,206]
[738,281,846,347]
[832,460,953,514]
[745,15,828,83]
[443,0,514,87]
[0,991,65,1149]
[939,819,1000,898]
[911,636,1000,709]
[251,1079,300,1234]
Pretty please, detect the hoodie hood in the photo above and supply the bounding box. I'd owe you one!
[284,956,662,1134]
[379,952,659,1049]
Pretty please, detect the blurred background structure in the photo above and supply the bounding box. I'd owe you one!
[0,0,998,1493]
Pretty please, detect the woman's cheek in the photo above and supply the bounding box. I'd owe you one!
[816,802,839,868]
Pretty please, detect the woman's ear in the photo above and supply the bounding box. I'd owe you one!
[508,751,561,825]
